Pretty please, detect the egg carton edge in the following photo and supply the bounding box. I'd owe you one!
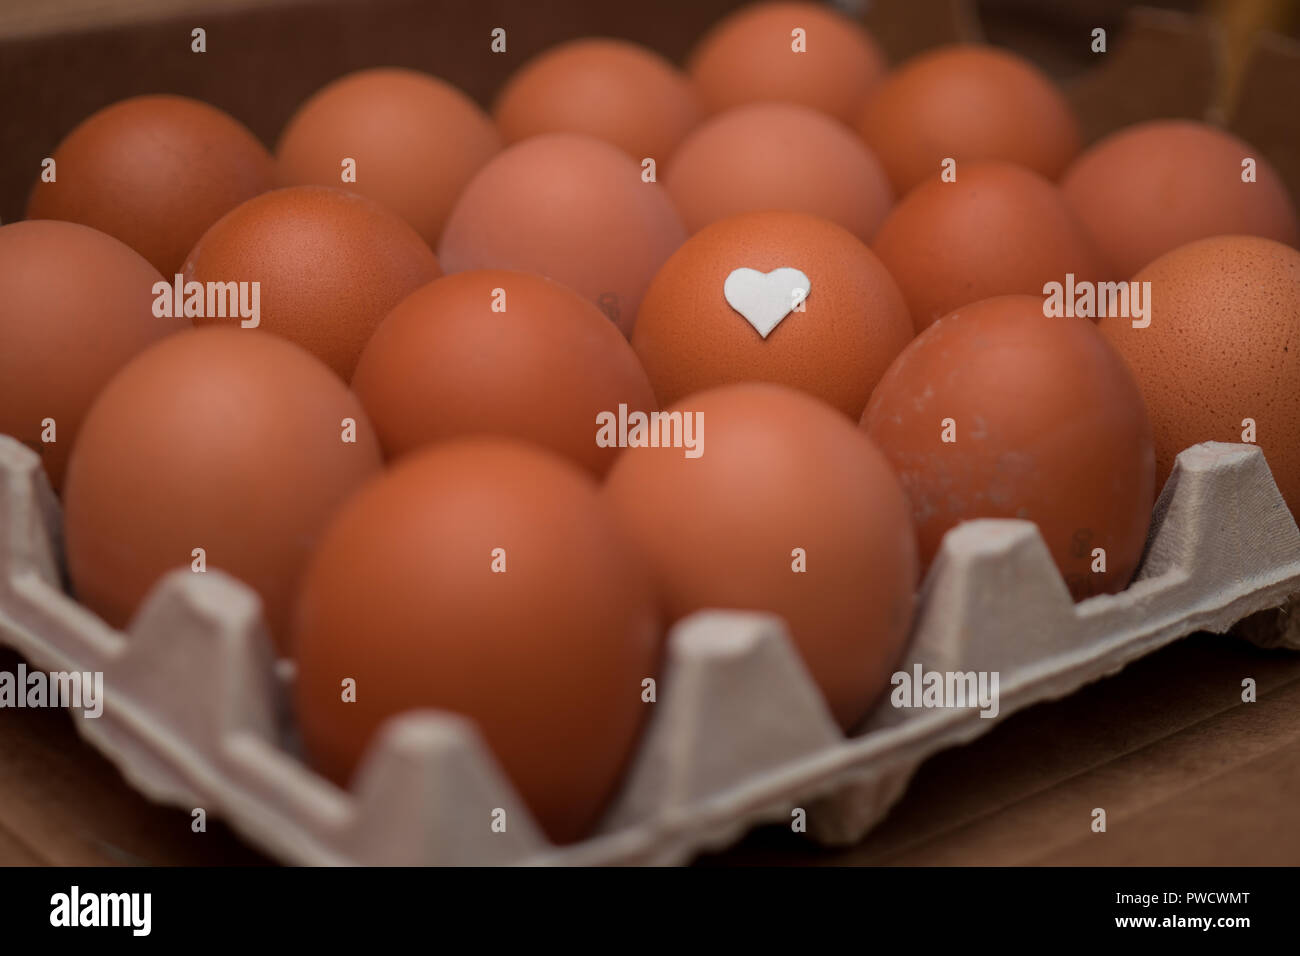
[0,436,1297,865]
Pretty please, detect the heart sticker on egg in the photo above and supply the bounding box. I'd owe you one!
[724,267,811,339]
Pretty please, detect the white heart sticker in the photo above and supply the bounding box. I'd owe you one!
[723,267,811,339]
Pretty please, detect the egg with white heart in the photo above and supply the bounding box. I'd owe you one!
[723,267,811,339]
[633,211,912,418]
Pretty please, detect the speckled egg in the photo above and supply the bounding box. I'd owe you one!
[871,161,1110,332]
[1098,235,1300,513]
[438,133,685,336]
[183,186,441,379]
[689,1,887,124]
[26,94,274,275]
[1062,120,1299,277]
[857,44,1080,196]
[276,67,501,247]
[494,38,700,163]
[666,102,893,242]
[863,294,1155,599]
[632,210,913,419]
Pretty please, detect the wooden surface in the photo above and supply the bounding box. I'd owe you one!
[2,629,1298,866]
[703,629,1300,866]
[0,646,266,866]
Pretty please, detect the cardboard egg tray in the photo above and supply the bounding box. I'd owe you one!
[2,433,1299,864]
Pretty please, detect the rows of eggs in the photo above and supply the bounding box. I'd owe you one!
[2,2,1299,845]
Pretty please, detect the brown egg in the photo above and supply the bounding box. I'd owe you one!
[351,269,657,476]
[603,383,917,730]
[633,210,912,419]
[871,161,1110,332]
[0,221,185,492]
[26,95,274,275]
[276,68,501,247]
[665,102,893,242]
[63,328,383,650]
[183,186,441,379]
[1099,236,1300,513]
[862,295,1155,600]
[688,1,887,124]
[438,133,685,336]
[494,38,700,163]
[292,438,662,843]
[857,44,1081,196]
[1062,120,1300,277]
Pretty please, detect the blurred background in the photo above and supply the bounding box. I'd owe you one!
[3,0,1299,222]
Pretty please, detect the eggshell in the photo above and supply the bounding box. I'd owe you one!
[276,67,501,247]
[1062,120,1300,277]
[26,94,274,275]
[862,295,1155,600]
[63,328,383,650]
[632,211,912,419]
[665,102,893,242]
[871,161,1110,332]
[857,44,1081,195]
[438,133,685,335]
[0,220,184,492]
[351,269,657,476]
[688,1,887,124]
[494,38,700,163]
[291,438,662,843]
[603,383,917,730]
[1098,236,1300,513]
[183,186,441,379]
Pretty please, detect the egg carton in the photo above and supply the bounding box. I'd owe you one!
[1,435,1298,865]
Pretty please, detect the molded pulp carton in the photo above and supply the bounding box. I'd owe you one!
[2,436,1298,864]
